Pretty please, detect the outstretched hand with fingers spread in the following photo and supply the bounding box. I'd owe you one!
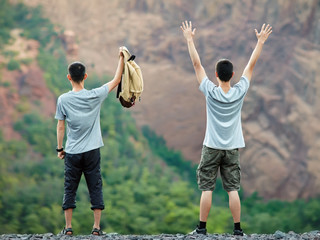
[180,20,196,41]
[255,24,272,44]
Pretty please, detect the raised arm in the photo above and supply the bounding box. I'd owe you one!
[243,23,272,81]
[180,21,207,84]
[107,47,125,92]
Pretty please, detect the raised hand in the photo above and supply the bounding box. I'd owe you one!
[255,24,272,44]
[180,20,196,41]
[119,46,124,58]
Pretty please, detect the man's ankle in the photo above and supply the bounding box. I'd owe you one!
[199,221,206,229]
[234,222,241,230]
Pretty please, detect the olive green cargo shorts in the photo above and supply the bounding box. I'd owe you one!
[197,145,241,192]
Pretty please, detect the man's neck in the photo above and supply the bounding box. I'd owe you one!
[218,80,231,94]
[71,81,84,92]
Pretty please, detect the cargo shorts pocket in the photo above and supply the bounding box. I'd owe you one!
[196,146,221,191]
[220,149,241,191]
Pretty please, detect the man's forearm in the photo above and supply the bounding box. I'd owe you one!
[187,39,201,68]
[107,56,124,92]
[113,56,124,85]
[247,40,264,70]
[186,38,207,84]
[243,40,264,80]
[57,124,65,148]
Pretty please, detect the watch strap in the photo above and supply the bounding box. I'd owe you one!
[56,147,64,152]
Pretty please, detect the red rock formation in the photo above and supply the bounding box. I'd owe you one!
[60,30,79,60]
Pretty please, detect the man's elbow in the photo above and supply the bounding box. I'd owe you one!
[244,64,254,74]
[193,62,203,72]
[57,127,65,132]
[107,80,117,93]
[247,60,257,71]
[57,124,65,132]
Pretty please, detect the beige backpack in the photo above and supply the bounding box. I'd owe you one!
[116,47,143,108]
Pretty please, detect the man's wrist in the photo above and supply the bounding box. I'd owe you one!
[56,146,64,152]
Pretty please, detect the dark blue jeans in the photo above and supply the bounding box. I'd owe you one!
[62,148,104,210]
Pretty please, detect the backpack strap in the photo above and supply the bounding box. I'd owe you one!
[128,55,135,61]
[116,75,122,99]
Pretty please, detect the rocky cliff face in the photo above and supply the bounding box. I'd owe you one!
[22,0,320,200]
[0,30,56,140]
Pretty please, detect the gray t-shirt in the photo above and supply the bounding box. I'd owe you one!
[55,84,109,154]
[199,76,250,150]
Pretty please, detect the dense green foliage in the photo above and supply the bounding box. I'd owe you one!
[242,193,320,233]
[142,125,197,184]
[0,0,319,235]
[0,0,55,48]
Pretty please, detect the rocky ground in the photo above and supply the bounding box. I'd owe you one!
[1,231,320,240]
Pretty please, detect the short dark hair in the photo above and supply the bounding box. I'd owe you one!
[215,59,233,82]
[68,62,86,83]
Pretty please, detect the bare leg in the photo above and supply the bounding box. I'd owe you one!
[93,209,102,230]
[228,191,241,223]
[199,191,213,221]
[64,208,73,234]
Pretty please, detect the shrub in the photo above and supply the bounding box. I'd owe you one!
[7,59,20,71]
[1,81,11,87]
[20,58,33,65]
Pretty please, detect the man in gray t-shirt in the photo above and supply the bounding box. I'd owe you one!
[181,21,272,236]
[55,48,124,235]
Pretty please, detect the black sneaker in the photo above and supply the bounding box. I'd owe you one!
[233,229,244,236]
[189,226,207,235]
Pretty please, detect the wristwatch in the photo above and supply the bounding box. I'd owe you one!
[56,147,64,152]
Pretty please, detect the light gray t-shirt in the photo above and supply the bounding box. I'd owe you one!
[199,76,250,150]
[55,84,109,154]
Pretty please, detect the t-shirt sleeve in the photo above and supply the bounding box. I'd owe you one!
[92,83,109,102]
[233,76,250,95]
[55,97,66,120]
[199,76,216,97]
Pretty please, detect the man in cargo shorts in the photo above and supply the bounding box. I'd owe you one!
[55,48,124,235]
[180,21,272,235]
